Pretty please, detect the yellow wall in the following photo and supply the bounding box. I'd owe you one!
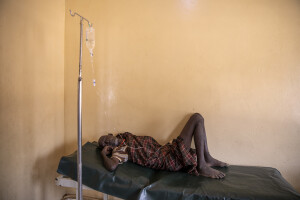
[65,0,300,192]
[0,0,65,199]
[0,0,299,199]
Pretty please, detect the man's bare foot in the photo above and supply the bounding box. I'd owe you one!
[206,156,228,168]
[197,165,225,179]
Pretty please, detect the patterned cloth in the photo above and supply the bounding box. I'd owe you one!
[111,146,128,164]
[116,132,199,176]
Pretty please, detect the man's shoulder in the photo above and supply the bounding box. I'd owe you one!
[117,132,134,137]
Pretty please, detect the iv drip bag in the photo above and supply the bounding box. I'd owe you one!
[86,26,95,53]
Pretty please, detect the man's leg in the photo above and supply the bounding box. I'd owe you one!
[197,115,228,168]
[179,113,227,179]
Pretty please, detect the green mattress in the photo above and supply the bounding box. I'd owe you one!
[57,142,300,200]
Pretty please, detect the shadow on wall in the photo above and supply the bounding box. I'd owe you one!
[32,144,66,200]
[169,113,196,142]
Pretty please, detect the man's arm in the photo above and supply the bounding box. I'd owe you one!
[101,146,119,171]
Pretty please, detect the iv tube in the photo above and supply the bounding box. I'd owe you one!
[86,26,96,86]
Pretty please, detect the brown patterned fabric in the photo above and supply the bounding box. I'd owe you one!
[116,132,199,175]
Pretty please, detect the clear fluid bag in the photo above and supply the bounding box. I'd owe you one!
[86,26,96,86]
[86,26,95,55]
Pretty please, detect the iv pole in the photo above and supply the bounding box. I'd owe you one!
[69,10,92,200]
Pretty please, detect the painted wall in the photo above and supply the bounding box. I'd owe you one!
[0,0,66,199]
[65,0,300,192]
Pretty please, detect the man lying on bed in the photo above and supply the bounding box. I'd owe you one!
[98,113,228,179]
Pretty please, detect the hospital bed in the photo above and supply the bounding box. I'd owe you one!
[56,141,300,200]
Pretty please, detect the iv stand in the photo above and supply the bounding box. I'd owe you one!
[69,10,92,200]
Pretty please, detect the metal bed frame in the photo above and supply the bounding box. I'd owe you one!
[55,175,109,200]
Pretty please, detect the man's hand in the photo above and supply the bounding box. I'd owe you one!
[100,146,119,172]
[102,146,113,156]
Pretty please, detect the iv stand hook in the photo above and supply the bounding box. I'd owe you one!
[70,9,92,27]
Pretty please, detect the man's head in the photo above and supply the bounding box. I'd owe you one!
[98,134,119,148]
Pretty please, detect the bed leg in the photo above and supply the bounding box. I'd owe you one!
[103,193,108,200]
